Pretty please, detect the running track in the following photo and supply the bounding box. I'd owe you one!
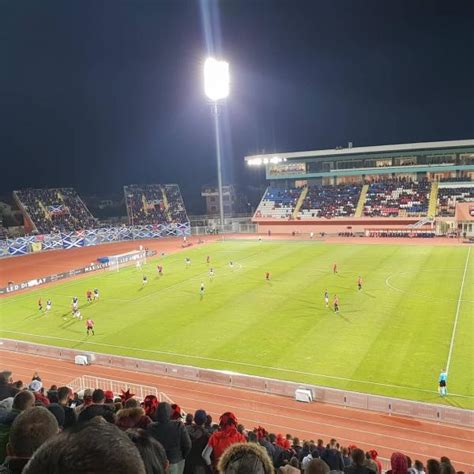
[1,350,472,470]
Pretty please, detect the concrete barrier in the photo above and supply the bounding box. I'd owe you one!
[1,338,472,428]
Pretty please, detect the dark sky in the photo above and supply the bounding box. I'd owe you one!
[1,0,474,210]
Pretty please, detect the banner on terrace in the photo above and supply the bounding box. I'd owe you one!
[0,223,190,259]
[61,231,85,249]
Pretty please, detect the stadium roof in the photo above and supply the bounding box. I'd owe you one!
[245,139,474,162]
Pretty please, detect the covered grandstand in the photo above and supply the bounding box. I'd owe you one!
[248,139,474,235]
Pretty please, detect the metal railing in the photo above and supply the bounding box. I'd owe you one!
[67,374,164,402]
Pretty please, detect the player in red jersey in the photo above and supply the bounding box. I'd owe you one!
[333,263,338,274]
[333,295,339,313]
[357,275,363,291]
[265,272,271,281]
[86,290,93,302]
[86,319,95,336]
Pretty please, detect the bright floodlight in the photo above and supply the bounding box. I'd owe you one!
[204,57,229,101]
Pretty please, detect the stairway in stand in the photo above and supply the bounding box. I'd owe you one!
[427,182,438,218]
[292,186,308,219]
[354,184,369,217]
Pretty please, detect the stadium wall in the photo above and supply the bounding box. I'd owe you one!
[254,218,424,234]
[1,338,472,428]
[0,223,190,258]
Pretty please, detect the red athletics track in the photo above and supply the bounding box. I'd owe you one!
[1,350,472,470]
[1,235,472,470]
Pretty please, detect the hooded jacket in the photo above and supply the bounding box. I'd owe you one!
[147,402,191,464]
[116,407,152,431]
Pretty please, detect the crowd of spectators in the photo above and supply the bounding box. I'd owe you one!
[14,188,97,234]
[299,185,362,219]
[0,370,464,474]
[363,179,430,217]
[256,187,301,219]
[436,187,474,217]
[124,185,189,226]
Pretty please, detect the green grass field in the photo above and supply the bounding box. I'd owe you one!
[1,240,472,408]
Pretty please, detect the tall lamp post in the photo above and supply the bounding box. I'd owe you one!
[204,57,229,227]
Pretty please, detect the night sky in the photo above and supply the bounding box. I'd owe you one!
[2,0,473,210]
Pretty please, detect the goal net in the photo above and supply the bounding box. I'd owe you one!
[107,250,147,272]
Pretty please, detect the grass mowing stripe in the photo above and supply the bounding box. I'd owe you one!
[446,246,471,376]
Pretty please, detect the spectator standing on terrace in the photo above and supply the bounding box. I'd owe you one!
[143,395,159,421]
[1,406,58,474]
[367,451,381,474]
[425,460,440,474]
[321,438,344,472]
[0,391,35,463]
[386,452,408,474]
[202,412,246,471]
[78,389,115,424]
[217,442,274,474]
[28,380,49,406]
[306,459,330,474]
[147,401,191,474]
[126,428,168,474]
[57,387,76,429]
[0,373,18,401]
[278,457,300,474]
[301,449,320,472]
[116,398,152,431]
[184,409,209,474]
[344,448,376,474]
[23,419,145,474]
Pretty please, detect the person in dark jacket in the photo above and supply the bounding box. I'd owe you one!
[321,439,344,472]
[344,448,376,474]
[0,374,18,402]
[0,391,35,463]
[77,389,115,424]
[147,402,191,474]
[57,387,76,429]
[0,407,58,474]
[184,409,210,474]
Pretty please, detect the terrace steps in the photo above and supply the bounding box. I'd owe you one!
[292,186,308,218]
[354,184,369,217]
[428,181,439,218]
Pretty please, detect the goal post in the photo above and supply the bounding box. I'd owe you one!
[107,250,147,272]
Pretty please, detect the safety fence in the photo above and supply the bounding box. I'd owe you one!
[0,338,472,428]
[67,375,166,402]
[0,223,190,258]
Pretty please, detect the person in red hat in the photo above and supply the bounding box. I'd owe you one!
[202,412,246,470]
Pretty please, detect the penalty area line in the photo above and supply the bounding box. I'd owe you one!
[446,246,471,376]
[0,330,472,399]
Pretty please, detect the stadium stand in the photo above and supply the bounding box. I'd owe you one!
[254,187,302,218]
[298,184,362,219]
[363,179,430,217]
[124,184,189,226]
[0,370,461,474]
[13,188,97,234]
[436,185,474,216]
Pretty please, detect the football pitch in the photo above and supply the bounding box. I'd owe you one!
[1,240,472,409]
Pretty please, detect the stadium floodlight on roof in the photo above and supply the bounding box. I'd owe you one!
[204,57,229,101]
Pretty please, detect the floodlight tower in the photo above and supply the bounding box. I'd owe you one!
[204,57,229,227]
